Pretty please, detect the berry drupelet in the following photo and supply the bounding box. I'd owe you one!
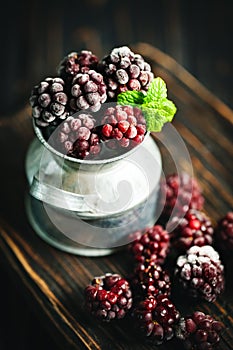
[170,209,214,253]
[99,46,154,100]
[84,273,133,321]
[129,225,170,265]
[132,294,180,345]
[160,172,204,222]
[29,77,69,127]
[175,311,223,350]
[214,211,233,252]
[56,114,101,159]
[175,245,224,303]
[70,69,107,112]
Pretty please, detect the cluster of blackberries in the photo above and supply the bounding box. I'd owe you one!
[84,172,231,348]
[29,47,152,159]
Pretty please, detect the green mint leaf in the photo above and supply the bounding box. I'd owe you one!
[159,99,177,122]
[141,104,167,132]
[117,90,145,105]
[144,77,167,104]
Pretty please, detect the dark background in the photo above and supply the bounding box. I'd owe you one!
[0,0,232,349]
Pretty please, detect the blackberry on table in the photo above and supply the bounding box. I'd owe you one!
[84,273,133,321]
[215,211,233,252]
[99,46,154,100]
[29,77,69,127]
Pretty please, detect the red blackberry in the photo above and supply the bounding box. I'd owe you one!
[170,209,214,253]
[129,225,170,265]
[99,105,146,151]
[175,245,225,303]
[57,50,98,82]
[132,294,180,345]
[29,77,69,127]
[131,263,171,298]
[70,69,107,112]
[56,114,101,159]
[160,172,204,222]
[215,211,233,252]
[175,311,223,349]
[99,46,154,100]
[84,273,133,321]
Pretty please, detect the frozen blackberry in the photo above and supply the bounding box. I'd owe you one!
[84,273,133,322]
[131,263,171,298]
[56,114,101,159]
[129,225,170,265]
[132,294,180,345]
[160,172,204,222]
[99,46,154,100]
[170,209,213,253]
[215,211,233,252]
[57,50,98,82]
[175,311,223,349]
[175,245,225,303]
[70,69,107,112]
[29,77,69,127]
[99,105,146,151]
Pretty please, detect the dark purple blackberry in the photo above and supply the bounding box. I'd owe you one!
[84,273,133,322]
[170,209,214,253]
[132,294,180,345]
[215,211,233,252]
[131,263,171,298]
[29,77,69,127]
[57,50,98,82]
[99,105,146,151]
[129,225,170,266]
[70,69,107,112]
[99,46,154,100]
[160,172,205,222]
[176,311,223,349]
[175,245,225,303]
[56,114,101,159]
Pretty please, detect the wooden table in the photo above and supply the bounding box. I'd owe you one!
[0,43,233,349]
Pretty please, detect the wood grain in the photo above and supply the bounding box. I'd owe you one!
[0,43,232,349]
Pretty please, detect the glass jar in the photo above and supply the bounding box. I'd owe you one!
[25,122,162,256]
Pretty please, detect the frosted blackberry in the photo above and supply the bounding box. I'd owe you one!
[132,294,180,345]
[170,209,213,253]
[70,69,107,112]
[215,211,233,252]
[84,273,133,322]
[175,311,223,349]
[160,172,204,222]
[56,114,101,159]
[129,225,170,265]
[131,263,171,298]
[99,46,154,100]
[29,77,69,127]
[99,105,146,151]
[57,50,98,82]
[175,245,225,302]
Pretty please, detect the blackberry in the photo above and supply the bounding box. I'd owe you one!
[99,105,146,152]
[132,294,180,345]
[99,46,154,100]
[170,209,213,253]
[176,311,223,349]
[175,245,225,303]
[84,273,133,321]
[160,172,204,222]
[131,263,171,298]
[129,225,170,265]
[215,211,233,252]
[29,77,69,127]
[56,114,101,159]
[57,50,98,82]
[70,69,107,112]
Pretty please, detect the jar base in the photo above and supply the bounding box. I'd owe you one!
[25,194,117,257]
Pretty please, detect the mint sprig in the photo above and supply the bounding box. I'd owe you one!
[117,77,177,132]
